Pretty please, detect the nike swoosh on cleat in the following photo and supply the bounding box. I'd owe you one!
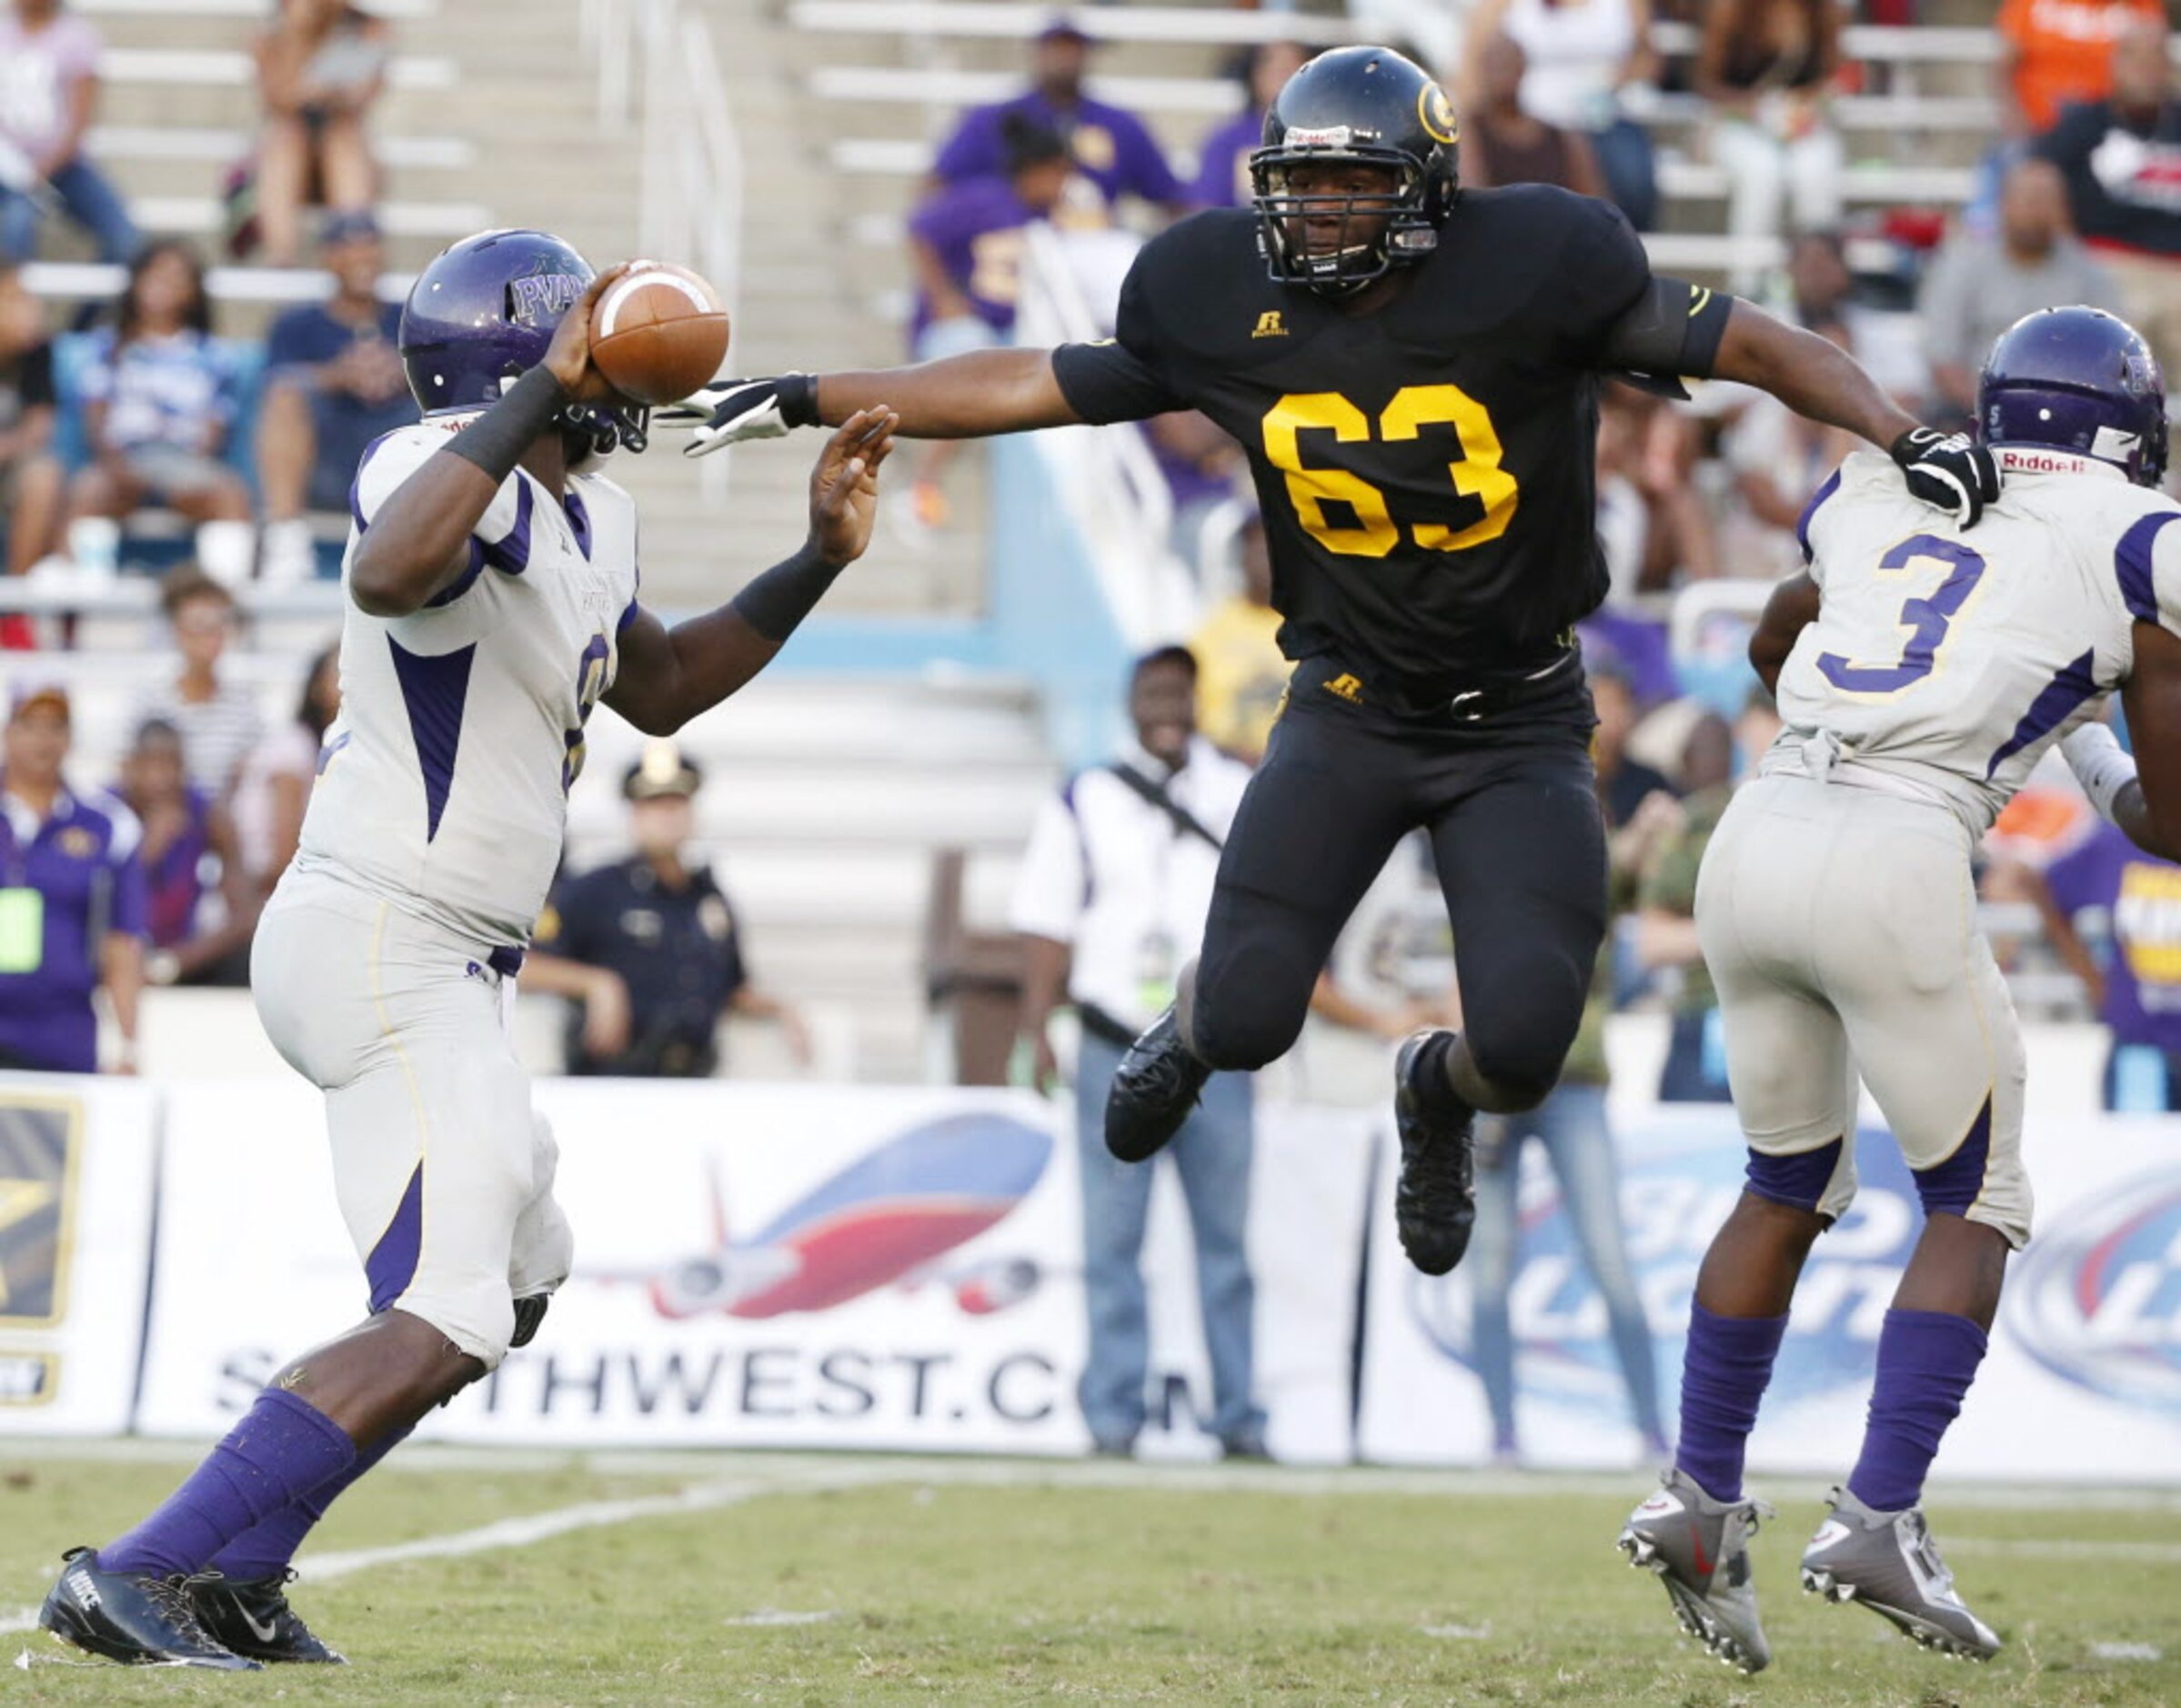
[1689,1520,1714,1578]
[240,1607,280,1643]
[1808,1521,1851,1552]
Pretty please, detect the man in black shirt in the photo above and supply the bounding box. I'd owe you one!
[664,46,1997,1278]
[528,745,810,1077]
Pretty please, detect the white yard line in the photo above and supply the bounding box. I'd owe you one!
[6,1451,2178,1648]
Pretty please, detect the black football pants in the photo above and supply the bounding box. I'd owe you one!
[1188,670,1608,1105]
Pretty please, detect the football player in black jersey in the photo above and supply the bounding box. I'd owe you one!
[664,46,1998,1279]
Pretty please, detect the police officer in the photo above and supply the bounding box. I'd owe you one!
[0,682,148,1073]
[528,742,809,1077]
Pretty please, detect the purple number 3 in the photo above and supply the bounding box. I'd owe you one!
[1816,534,1986,695]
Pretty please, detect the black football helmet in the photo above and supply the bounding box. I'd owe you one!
[1249,45,1460,296]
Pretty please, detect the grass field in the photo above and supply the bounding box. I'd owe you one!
[2,1444,2176,1704]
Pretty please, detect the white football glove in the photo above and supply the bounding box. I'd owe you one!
[653,374,817,457]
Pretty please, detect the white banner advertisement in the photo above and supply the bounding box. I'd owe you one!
[1360,1103,2181,1481]
[134,1081,1372,1461]
[0,1073,158,1436]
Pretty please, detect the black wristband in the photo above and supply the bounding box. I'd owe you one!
[729,538,844,643]
[443,367,569,484]
[776,373,819,429]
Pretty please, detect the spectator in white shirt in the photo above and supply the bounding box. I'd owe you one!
[1011,645,1266,1459]
[126,564,265,799]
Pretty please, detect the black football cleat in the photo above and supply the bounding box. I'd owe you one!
[191,1568,347,1664]
[38,1546,260,1670]
[1103,1007,1212,1163]
[1393,1030,1478,1276]
[511,1291,551,1350]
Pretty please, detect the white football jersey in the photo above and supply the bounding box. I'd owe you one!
[1773,447,2181,835]
[292,420,641,948]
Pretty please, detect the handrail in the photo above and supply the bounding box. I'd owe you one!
[585,0,742,504]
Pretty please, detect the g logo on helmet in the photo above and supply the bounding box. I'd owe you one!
[1418,81,1460,146]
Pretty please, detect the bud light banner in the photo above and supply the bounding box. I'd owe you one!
[1358,1104,2181,1481]
[0,1075,158,1437]
[134,1081,1371,1462]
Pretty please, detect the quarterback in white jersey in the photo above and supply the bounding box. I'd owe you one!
[37,229,900,1672]
[1622,308,2181,1675]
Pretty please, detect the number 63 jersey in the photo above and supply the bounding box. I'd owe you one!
[293,420,641,949]
[1774,446,2181,837]
[1050,191,1654,698]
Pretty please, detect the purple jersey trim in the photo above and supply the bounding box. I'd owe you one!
[366,1162,425,1313]
[2115,508,2181,622]
[1912,1093,1992,1216]
[387,637,476,843]
[1795,467,1843,566]
[1987,648,2102,778]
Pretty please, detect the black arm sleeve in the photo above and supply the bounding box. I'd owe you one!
[1049,248,1187,425]
[1596,276,1737,396]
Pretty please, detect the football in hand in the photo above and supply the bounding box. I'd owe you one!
[588,262,731,407]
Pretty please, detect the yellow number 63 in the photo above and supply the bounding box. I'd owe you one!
[1261,385,1519,558]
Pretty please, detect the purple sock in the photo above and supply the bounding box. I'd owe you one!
[1847,1308,1988,1512]
[208,1423,413,1582]
[1673,1303,1788,1502]
[100,1389,356,1578]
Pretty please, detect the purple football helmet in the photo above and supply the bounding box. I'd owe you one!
[1978,306,2166,487]
[397,228,647,456]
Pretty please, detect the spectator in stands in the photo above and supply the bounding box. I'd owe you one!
[1191,39,1312,208]
[115,717,256,988]
[0,260,61,622]
[1148,408,1245,567]
[2035,16,2181,385]
[1920,157,2118,424]
[1594,380,1716,596]
[1696,0,1844,293]
[63,241,252,572]
[256,210,409,584]
[1011,646,1266,1459]
[1720,316,1862,577]
[1592,659,1673,830]
[250,0,389,266]
[902,117,1075,530]
[2022,803,2181,1111]
[0,0,138,266]
[1999,0,2164,139]
[930,18,1183,219]
[528,743,811,1078]
[1190,511,1286,765]
[126,565,264,799]
[1462,32,1607,197]
[230,638,337,892]
[1462,0,1661,228]
[0,680,144,1074]
[1638,688,1781,1102]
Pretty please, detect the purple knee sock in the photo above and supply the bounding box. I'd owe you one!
[99,1389,357,1579]
[1847,1308,1988,1512]
[207,1423,413,1582]
[1674,1303,1788,1503]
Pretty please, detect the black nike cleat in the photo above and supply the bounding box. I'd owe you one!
[1103,1007,1212,1163]
[1393,1030,1478,1276]
[511,1291,551,1350]
[191,1568,347,1664]
[38,1546,260,1670]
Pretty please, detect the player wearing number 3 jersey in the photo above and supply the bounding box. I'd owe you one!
[1623,306,2181,1673]
[665,46,1993,1279]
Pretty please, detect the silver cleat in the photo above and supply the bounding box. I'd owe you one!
[1800,1486,2000,1662]
[1618,1468,1774,1674]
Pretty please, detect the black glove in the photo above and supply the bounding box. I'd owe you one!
[652,374,819,457]
[1889,427,2001,528]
